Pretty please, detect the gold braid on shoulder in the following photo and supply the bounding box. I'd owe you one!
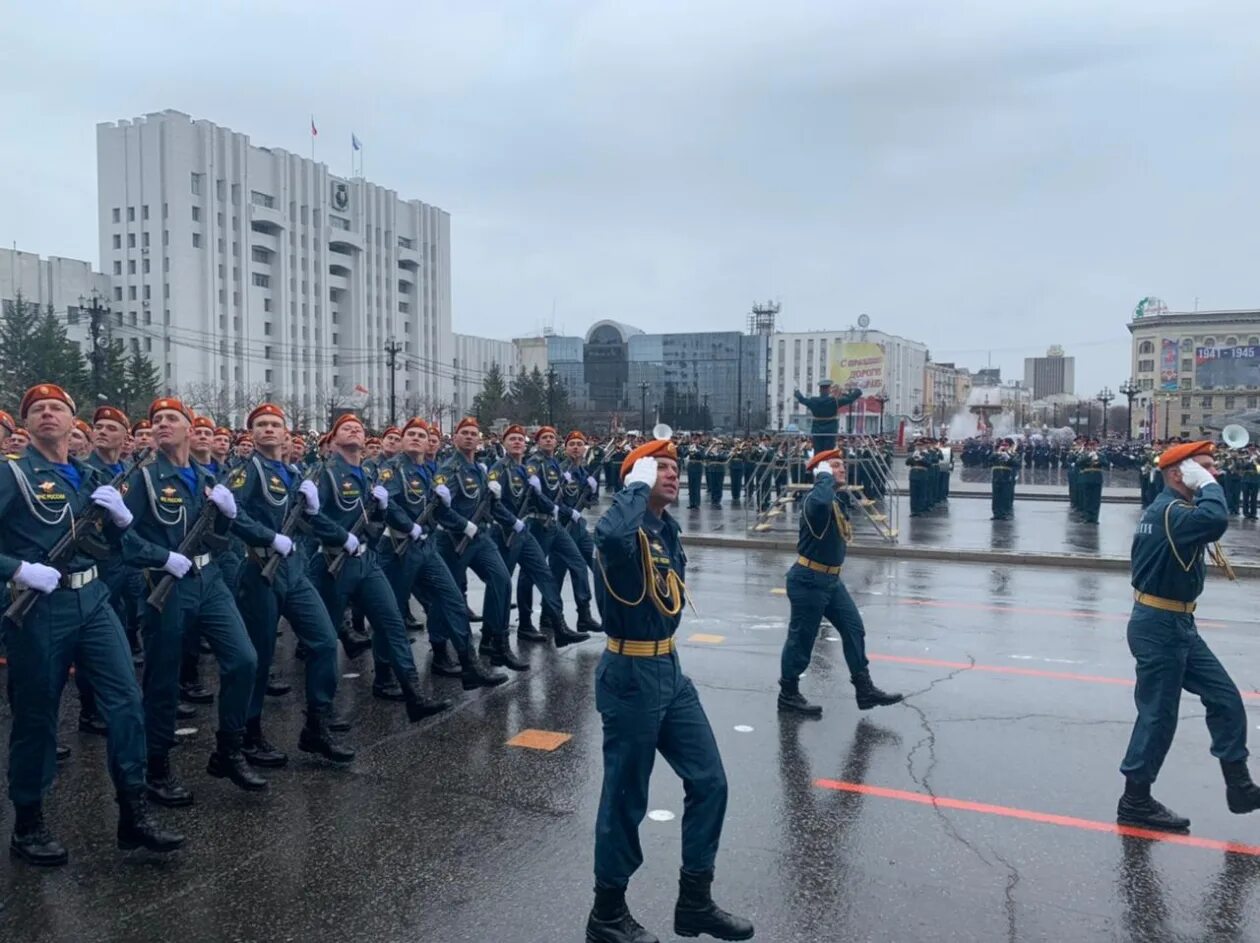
[597,530,686,618]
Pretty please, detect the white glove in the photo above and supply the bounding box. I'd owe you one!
[343,533,360,555]
[91,485,132,528]
[435,484,452,506]
[528,475,542,493]
[162,552,192,579]
[371,484,389,510]
[553,505,561,521]
[209,484,237,519]
[1179,459,1216,491]
[488,480,502,499]
[586,476,598,491]
[813,466,834,479]
[513,518,526,534]
[463,521,479,540]
[409,523,423,541]
[570,509,583,524]
[271,534,294,557]
[563,471,573,483]
[625,456,657,490]
[299,480,320,514]
[478,462,488,474]
[13,561,60,594]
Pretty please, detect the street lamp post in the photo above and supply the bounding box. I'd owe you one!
[874,392,890,436]
[1097,386,1114,440]
[1118,378,1139,441]
[639,380,649,433]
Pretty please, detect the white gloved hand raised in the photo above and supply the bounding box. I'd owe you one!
[91,485,133,528]
[371,484,389,510]
[624,457,657,490]
[163,552,192,579]
[813,466,834,480]
[435,484,452,506]
[13,561,60,594]
[1179,459,1217,492]
[271,534,294,557]
[298,480,320,514]
[488,480,502,499]
[208,484,237,519]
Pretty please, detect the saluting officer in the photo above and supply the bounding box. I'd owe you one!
[777,448,902,718]
[122,397,272,803]
[559,429,601,578]
[229,403,356,767]
[2,384,183,865]
[586,438,753,943]
[1119,441,1260,831]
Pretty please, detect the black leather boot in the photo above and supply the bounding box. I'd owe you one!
[180,682,214,705]
[116,789,184,853]
[518,610,548,642]
[458,645,508,690]
[146,752,194,807]
[339,629,372,660]
[176,702,198,721]
[265,672,292,697]
[478,631,494,657]
[777,678,823,718]
[553,615,591,649]
[241,716,289,768]
[1116,779,1190,831]
[56,744,71,762]
[10,803,68,867]
[466,605,483,624]
[673,868,754,940]
[397,674,452,722]
[852,670,903,710]
[79,710,109,736]
[373,660,405,700]
[207,731,269,791]
[540,609,557,631]
[404,612,425,635]
[298,707,356,763]
[586,887,659,943]
[576,602,603,633]
[1223,760,1260,814]
[430,641,464,678]
[489,634,530,672]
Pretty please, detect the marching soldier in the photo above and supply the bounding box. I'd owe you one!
[777,448,902,718]
[306,413,453,719]
[381,426,402,462]
[685,432,705,509]
[2,384,183,865]
[377,417,507,687]
[121,397,271,803]
[70,419,92,459]
[559,429,601,572]
[1241,445,1260,520]
[9,425,31,453]
[705,438,729,508]
[728,440,745,504]
[1076,440,1106,524]
[229,403,357,767]
[586,437,753,943]
[794,379,862,454]
[1118,442,1260,831]
[0,409,14,455]
[906,440,931,517]
[990,439,1019,521]
[210,425,232,468]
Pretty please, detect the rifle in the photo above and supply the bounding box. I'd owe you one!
[4,448,153,629]
[147,490,230,614]
[260,460,325,585]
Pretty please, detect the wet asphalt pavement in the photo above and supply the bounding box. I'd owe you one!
[5,546,1260,942]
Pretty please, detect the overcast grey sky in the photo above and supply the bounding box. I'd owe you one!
[2,1,1257,394]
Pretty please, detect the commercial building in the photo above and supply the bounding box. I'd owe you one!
[0,247,114,357]
[768,327,929,433]
[922,361,971,420]
[452,333,518,419]
[96,109,454,426]
[1128,305,1260,438]
[1023,346,1075,400]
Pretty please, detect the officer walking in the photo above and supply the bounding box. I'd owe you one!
[777,448,903,718]
[1118,441,1260,831]
[585,438,753,943]
[2,384,182,864]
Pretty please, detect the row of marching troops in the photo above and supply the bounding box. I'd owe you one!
[0,384,612,867]
[959,437,1149,471]
[903,437,953,516]
[1139,440,1260,518]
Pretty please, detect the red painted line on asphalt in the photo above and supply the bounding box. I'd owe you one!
[896,597,1227,630]
[867,652,1260,701]
[814,779,1260,857]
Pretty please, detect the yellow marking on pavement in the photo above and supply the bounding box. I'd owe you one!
[770,588,787,595]
[689,633,726,644]
[507,729,573,752]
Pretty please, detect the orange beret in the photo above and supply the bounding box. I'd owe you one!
[91,406,127,428]
[191,415,215,431]
[212,426,232,439]
[20,383,76,420]
[149,397,191,423]
[566,430,586,444]
[503,424,527,439]
[247,403,286,428]
[534,425,557,440]
[428,423,442,435]
[383,426,401,438]
[620,439,679,479]
[0,410,13,433]
[330,413,364,437]
[291,434,306,444]
[1157,440,1214,470]
[237,432,254,444]
[73,419,92,436]
[455,416,479,433]
[403,417,429,434]
[130,419,151,434]
[365,436,381,445]
[807,448,842,472]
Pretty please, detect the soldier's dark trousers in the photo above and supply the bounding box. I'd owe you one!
[705,467,725,506]
[566,517,595,567]
[520,519,591,616]
[6,582,147,805]
[811,433,835,455]
[603,462,618,494]
[780,565,868,682]
[436,531,511,640]
[1068,470,1079,510]
[1226,477,1242,515]
[1078,472,1103,523]
[687,463,704,509]
[381,536,474,653]
[1243,481,1259,519]
[594,650,727,890]
[1120,605,1247,784]
[729,464,743,502]
[503,527,566,623]
[237,557,338,721]
[141,563,257,756]
[991,476,1015,520]
[909,469,929,514]
[308,550,420,684]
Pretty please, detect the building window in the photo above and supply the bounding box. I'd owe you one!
[191,173,202,195]
[1181,358,1193,372]
[330,215,351,231]
[216,179,226,201]
[1138,340,1155,355]
[399,302,410,314]
[143,285,151,300]
[112,207,120,223]
[1204,337,1216,347]
[1180,378,1191,390]
[1137,359,1154,373]
[252,273,270,288]
[1249,396,1258,408]
[127,233,136,248]
[113,261,122,275]
[251,246,271,263]
[231,184,240,206]
[127,261,136,275]
[192,233,202,248]
[1225,396,1236,409]
[192,206,201,222]
[263,298,272,313]
[250,190,275,209]
[264,346,273,360]
[1182,338,1194,350]
[1201,396,1213,408]
[113,286,122,301]
[1226,337,1238,347]
[112,234,121,250]
[142,232,150,248]
[142,205,149,221]
[264,322,272,335]
[163,230,169,246]
[143,259,150,274]
[127,207,135,222]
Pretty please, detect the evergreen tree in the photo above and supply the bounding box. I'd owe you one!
[507,366,548,424]
[0,293,42,407]
[29,305,89,405]
[124,350,162,415]
[472,362,509,425]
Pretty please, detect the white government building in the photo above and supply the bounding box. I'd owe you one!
[95,109,465,426]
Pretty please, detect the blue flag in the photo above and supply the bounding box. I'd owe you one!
[351,133,361,151]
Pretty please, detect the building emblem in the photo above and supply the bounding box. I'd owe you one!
[332,182,349,211]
